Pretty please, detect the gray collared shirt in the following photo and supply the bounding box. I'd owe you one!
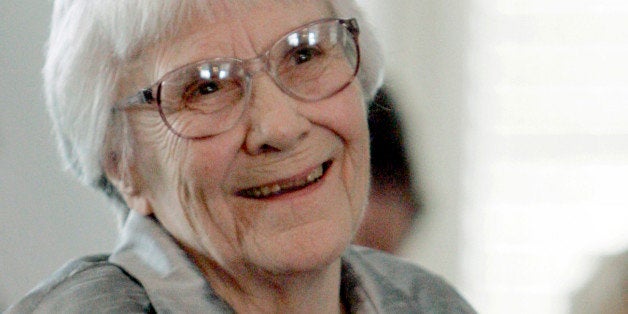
[6,212,475,313]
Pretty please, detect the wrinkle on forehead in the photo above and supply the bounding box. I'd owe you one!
[210,0,333,51]
[151,1,332,71]
[120,0,334,97]
[178,0,333,35]
[122,0,330,60]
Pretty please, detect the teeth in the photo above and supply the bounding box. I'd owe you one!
[271,184,281,193]
[242,165,325,198]
[307,166,323,182]
[261,186,271,196]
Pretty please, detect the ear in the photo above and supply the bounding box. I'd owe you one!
[122,192,153,217]
[102,149,154,217]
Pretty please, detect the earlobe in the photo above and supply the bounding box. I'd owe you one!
[103,150,154,216]
[123,193,153,216]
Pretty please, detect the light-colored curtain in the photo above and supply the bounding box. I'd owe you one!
[361,0,628,313]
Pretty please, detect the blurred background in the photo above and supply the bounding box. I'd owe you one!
[1,0,627,312]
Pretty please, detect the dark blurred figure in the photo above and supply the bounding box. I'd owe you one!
[354,87,421,253]
[570,251,627,314]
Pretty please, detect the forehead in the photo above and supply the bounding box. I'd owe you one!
[149,0,333,79]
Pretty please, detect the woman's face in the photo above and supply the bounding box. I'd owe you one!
[120,0,369,276]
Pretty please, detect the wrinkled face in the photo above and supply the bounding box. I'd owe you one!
[117,0,369,276]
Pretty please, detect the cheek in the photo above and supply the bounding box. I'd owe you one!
[343,89,371,213]
[128,111,215,213]
[337,85,369,142]
[309,83,369,144]
[130,112,245,252]
[172,136,248,256]
[172,132,243,201]
[328,85,370,165]
[159,133,238,214]
[127,113,173,188]
[313,85,371,217]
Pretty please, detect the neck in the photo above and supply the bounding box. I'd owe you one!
[189,253,345,314]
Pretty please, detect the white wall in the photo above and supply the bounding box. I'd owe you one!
[363,1,628,312]
[0,1,117,309]
[460,1,628,312]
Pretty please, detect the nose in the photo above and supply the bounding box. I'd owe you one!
[244,76,311,155]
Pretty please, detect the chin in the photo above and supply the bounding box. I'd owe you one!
[245,219,353,274]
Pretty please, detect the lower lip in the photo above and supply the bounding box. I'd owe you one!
[242,161,332,201]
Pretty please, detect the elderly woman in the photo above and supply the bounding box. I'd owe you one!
[8,0,474,313]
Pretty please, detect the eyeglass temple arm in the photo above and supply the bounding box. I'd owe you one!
[341,18,359,36]
[115,88,155,110]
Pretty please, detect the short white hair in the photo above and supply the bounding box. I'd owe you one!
[44,0,384,222]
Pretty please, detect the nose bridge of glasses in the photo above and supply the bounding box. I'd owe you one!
[243,52,270,77]
[242,51,289,100]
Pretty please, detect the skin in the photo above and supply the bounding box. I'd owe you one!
[106,1,370,312]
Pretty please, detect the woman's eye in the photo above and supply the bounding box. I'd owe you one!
[197,81,219,95]
[182,80,220,102]
[291,46,322,65]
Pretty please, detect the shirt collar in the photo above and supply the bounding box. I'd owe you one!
[109,212,233,313]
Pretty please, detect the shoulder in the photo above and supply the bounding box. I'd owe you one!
[6,255,154,314]
[344,246,476,313]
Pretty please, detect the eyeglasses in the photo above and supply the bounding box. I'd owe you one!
[115,18,361,139]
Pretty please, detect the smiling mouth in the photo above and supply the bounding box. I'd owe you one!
[237,161,332,199]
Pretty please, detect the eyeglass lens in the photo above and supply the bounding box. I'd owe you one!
[155,19,359,139]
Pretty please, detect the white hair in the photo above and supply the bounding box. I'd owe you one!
[44,0,384,223]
